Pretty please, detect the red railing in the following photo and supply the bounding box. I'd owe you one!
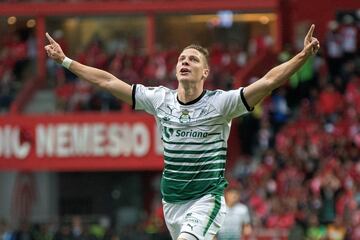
[9,77,41,114]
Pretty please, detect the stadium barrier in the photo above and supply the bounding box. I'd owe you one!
[0,113,163,171]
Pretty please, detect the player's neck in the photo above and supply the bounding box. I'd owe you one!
[227,202,236,208]
[177,83,204,104]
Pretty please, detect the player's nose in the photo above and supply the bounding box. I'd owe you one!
[181,59,190,65]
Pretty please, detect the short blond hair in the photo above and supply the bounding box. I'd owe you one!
[183,44,209,68]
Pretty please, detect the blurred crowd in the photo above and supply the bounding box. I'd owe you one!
[0,12,360,240]
[0,215,170,240]
[0,24,272,112]
[232,15,360,239]
[0,30,36,112]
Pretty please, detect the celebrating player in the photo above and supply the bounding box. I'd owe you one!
[45,24,319,240]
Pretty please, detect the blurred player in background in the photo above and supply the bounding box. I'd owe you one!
[45,24,319,240]
[216,183,252,240]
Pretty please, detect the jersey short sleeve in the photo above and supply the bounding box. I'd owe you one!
[132,84,165,115]
[212,87,253,120]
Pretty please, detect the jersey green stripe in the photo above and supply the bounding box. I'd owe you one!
[164,160,225,166]
[164,154,226,163]
[163,139,224,145]
[161,177,227,203]
[163,176,220,182]
[164,168,225,174]
[165,162,226,171]
[164,147,226,154]
[163,169,223,181]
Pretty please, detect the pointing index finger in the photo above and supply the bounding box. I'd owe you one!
[46,32,56,44]
[305,24,315,40]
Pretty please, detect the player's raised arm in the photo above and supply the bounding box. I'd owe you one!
[44,32,132,105]
[243,24,320,108]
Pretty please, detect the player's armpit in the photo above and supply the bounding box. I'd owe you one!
[99,77,133,105]
[243,78,272,108]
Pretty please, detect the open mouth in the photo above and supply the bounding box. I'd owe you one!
[180,68,191,75]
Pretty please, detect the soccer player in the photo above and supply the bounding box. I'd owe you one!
[45,24,319,240]
[216,184,252,240]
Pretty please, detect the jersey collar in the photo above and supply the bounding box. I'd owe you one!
[177,90,206,105]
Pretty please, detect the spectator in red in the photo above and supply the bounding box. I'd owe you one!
[316,83,344,117]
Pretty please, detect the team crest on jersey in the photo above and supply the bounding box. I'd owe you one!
[179,110,190,123]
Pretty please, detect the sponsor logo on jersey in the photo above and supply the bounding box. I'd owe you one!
[175,129,208,138]
[163,126,208,139]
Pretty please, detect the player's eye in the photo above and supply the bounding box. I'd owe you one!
[190,56,199,62]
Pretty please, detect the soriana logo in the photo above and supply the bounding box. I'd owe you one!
[0,113,163,171]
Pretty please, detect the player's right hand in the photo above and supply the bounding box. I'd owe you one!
[45,32,66,64]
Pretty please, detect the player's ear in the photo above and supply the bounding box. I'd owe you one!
[203,68,209,80]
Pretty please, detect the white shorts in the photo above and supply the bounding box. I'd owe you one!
[163,194,227,240]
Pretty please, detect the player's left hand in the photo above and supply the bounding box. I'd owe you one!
[303,24,320,56]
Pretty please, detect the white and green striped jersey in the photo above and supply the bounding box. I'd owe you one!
[133,84,252,203]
